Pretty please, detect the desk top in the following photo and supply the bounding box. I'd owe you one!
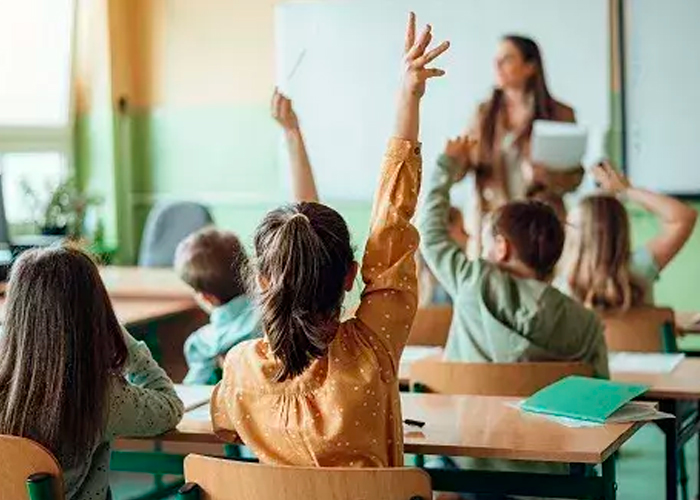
[613,357,700,399]
[0,296,196,328]
[112,298,198,328]
[99,267,192,299]
[676,311,700,334]
[150,389,643,464]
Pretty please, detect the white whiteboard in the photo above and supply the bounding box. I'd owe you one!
[275,0,610,201]
[624,0,700,195]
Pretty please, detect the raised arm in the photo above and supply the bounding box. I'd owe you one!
[106,330,184,439]
[272,89,319,203]
[594,162,697,271]
[418,137,478,297]
[355,12,449,361]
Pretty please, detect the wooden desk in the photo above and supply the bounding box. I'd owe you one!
[0,266,191,299]
[99,266,191,299]
[0,296,197,328]
[113,299,198,328]
[113,390,644,499]
[613,358,700,500]
[676,312,700,334]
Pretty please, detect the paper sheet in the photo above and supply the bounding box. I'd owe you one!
[508,401,672,428]
[609,352,685,374]
[401,346,444,362]
[530,120,588,170]
[175,385,214,412]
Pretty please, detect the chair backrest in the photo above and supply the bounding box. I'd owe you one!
[410,360,593,397]
[0,435,62,500]
[138,202,214,268]
[406,306,452,346]
[180,454,431,500]
[600,306,676,352]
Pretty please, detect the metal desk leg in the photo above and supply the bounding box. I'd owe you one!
[660,400,680,500]
[600,455,617,500]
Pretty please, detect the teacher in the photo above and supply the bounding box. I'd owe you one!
[463,35,584,251]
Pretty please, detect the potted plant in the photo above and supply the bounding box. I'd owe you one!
[21,175,104,240]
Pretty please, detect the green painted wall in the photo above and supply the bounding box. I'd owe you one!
[127,103,374,257]
[76,102,700,312]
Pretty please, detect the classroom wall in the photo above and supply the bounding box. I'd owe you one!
[75,0,700,312]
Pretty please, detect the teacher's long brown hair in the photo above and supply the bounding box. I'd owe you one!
[479,35,556,158]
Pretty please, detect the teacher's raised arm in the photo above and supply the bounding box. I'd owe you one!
[462,35,583,254]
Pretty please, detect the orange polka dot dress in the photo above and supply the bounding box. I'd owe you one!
[211,138,422,467]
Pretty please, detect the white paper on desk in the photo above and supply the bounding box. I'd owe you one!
[609,352,685,374]
[507,401,672,428]
[401,346,444,362]
[175,385,214,412]
[530,120,588,170]
[186,404,212,422]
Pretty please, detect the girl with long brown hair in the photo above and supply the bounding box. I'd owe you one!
[463,35,584,253]
[212,13,448,468]
[561,162,697,311]
[0,246,184,499]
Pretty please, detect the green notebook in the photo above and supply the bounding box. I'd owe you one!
[521,376,649,424]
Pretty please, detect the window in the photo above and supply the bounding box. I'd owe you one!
[0,0,76,225]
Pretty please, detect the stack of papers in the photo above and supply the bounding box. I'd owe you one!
[531,120,588,170]
[518,376,666,426]
[609,352,685,374]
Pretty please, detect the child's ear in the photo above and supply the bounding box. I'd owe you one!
[494,234,511,263]
[344,261,360,292]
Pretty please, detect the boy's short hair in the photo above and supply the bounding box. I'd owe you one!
[174,227,249,304]
[490,200,565,280]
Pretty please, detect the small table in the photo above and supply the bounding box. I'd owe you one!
[114,389,647,500]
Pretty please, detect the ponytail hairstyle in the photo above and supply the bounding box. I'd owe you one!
[490,200,565,281]
[565,195,645,312]
[253,202,354,382]
[480,35,556,158]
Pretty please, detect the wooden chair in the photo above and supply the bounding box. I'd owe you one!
[600,306,677,352]
[407,306,452,346]
[600,306,689,500]
[177,454,432,500]
[410,360,593,396]
[0,435,62,500]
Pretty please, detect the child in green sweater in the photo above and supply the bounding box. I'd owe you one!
[418,136,608,378]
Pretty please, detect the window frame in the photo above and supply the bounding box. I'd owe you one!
[0,0,78,225]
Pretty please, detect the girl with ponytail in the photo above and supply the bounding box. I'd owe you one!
[212,13,449,468]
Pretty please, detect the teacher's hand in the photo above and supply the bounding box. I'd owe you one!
[523,160,551,187]
[444,136,473,182]
[592,161,630,195]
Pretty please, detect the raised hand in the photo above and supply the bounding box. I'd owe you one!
[444,136,474,182]
[271,88,299,132]
[592,161,630,194]
[402,12,450,98]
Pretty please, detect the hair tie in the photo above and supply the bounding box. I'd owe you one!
[290,212,309,223]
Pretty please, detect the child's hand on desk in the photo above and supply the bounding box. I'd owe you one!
[401,12,450,98]
[444,136,474,182]
[271,88,299,132]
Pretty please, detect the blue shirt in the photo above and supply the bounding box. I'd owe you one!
[183,295,261,385]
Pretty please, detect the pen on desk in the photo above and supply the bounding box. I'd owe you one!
[403,418,425,428]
